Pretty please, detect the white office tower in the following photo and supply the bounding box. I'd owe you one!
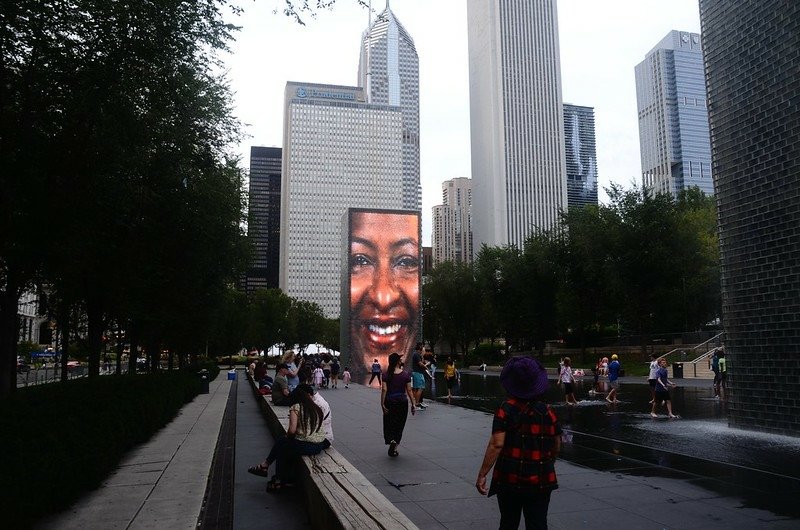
[635,31,713,196]
[432,177,473,265]
[358,2,420,210]
[279,82,404,316]
[467,0,567,253]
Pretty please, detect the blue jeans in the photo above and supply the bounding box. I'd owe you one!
[267,436,329,481]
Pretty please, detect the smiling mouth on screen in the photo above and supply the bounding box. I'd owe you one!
[361,321,407,348]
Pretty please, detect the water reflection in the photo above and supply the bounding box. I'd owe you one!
[427,372,800,517]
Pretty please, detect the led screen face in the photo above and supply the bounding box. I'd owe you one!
[346,209,421,376]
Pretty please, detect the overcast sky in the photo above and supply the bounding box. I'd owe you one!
[224,0,702,245]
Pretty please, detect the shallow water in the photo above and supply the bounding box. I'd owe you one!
[427,372,800,516]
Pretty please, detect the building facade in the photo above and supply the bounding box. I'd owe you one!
[467,0,567,253]
[279,82,404,316]
[432,177,473,265]
[358,3,420,211]
[563,104,598,209]
[245,146,282,294]
[635,30,713,197]
[701,0,800,436]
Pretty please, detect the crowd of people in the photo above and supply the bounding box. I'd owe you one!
[242,344,725,528]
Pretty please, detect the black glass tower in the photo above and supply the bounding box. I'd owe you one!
[701,0,800,436]
[246,147,282,294]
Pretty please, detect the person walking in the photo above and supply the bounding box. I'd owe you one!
[380,352,415,457]
[342,367,351,388]
[443,356,459,399]
[475,356,561,529]
[558,357,578,406]
[711,349,721,398]
[648,353,659,404]
[717,351,727,400]
[368,358,382,387]
[330,357,340,388]
[651,358,678,418]
[411,343,428,409]
[606,354,621,403]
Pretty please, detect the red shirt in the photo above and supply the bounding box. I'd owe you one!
[489,398,561,496]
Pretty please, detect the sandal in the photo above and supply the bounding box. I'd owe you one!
[265,477,282,493]
[247,463,270,477]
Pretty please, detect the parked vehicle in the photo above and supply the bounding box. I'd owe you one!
[16,359,30,374]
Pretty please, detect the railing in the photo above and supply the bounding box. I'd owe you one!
[661,331,725,365]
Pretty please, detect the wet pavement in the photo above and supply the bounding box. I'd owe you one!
[423,371,800,518]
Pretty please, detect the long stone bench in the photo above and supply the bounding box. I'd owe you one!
[247,376,418,530]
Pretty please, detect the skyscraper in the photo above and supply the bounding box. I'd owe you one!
[701,0,800,436]
[358,3,420,211]
[635,30,713,197]
[246,146,281,293]
[467,0,567,253]
[432,177,472,265]
[279,82,404,316]
[563,104,598,209]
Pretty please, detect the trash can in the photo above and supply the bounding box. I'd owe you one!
[199,369,210,394]
[672,362,683,378]
[227,369,236,381]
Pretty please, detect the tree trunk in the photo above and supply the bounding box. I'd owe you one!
[58,302,71,382]
[0,275,22,398]
[86,296,104,378]
[128,331,139,375]
[168,350,174,371]
[115,323,124,375]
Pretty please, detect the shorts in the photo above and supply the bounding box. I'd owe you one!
[655,389,670,401]
[563,382,574,394]
[446,376,457,389]
[609,380,619,390]
[648,379,657,388]
[412,372,426,389]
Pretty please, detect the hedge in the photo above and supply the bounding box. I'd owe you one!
[0,367,218,527]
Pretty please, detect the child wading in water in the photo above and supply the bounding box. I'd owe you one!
[559,357,579,405]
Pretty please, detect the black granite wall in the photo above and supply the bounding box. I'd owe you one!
[700,0,800,436]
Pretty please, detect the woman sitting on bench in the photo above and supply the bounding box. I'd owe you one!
[248,384,332,491]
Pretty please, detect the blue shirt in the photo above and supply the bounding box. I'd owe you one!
[656,366,669,389]
[608,360,621,381]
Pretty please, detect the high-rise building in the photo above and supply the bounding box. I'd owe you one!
[432,177,472,265]
[358,3,420,211]
[635,30,713,197]
[245,146,282,294]
[467,0,567,253]
[701,0,800,436]
[279,82,404,316]
[563,104,598,209]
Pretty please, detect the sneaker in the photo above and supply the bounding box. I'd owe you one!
[418,403,428,409]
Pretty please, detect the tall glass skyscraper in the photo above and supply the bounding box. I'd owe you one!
[358,3,420,211]
[467,0,567,253]
[563,104,598,209]
[701,0,800,436]
[279,82,404,316]
[635,30,713,197]
[246,146,282,294]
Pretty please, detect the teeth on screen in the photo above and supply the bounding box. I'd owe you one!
[369,324,401,335]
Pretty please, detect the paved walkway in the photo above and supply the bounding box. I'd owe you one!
[37,369,799,529]
[38,378,232,529]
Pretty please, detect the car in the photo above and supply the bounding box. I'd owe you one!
[16,359,30,374]
[66,360,80,371]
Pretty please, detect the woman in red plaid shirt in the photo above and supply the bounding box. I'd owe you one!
[476,356,561,529]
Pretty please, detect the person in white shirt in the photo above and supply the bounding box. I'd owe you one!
[648,353,660,404]
[559,357,578,406]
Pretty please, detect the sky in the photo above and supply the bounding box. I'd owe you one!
[224,0,702,245]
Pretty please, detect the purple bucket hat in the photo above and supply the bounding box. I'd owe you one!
[500,356,549,400]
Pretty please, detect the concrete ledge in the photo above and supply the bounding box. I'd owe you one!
[247,377,418,530]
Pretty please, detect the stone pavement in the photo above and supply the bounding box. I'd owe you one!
[38,377,233,530]
[36,369,800,529]
[316,380,800,530]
